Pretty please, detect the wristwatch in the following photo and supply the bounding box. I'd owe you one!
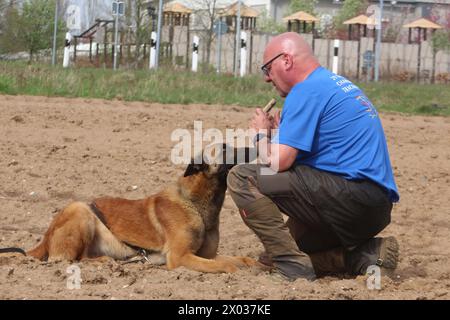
[252,133,267,146]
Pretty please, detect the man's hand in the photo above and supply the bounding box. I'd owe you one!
[248,107,297,172]
[250,108,281,137]
[271,110,281,129]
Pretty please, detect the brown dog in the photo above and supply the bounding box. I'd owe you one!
[1,145,256,273]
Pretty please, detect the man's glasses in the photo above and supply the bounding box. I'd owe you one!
[261,53,284,77]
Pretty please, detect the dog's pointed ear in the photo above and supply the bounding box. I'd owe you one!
[184,163,204,177]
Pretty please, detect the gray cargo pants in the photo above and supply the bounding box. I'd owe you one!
[227,163,392,254]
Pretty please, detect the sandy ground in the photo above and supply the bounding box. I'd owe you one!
[0,94,449,300]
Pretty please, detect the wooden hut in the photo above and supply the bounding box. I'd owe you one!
[163,2,192,27]
[163,2,192,67]
[403,18,443,44]
[283,11,319,34]
[343,14,377,80]
[343,14,376,40]
[220,1,258,32]
[220,2,259,73]
[403,18,443,83]
[283,11,319,51]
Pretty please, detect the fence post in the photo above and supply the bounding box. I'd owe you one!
[149,31,157,69]
[192,35,199,72]
[332,39,340,74]
[63,32,72,68]
[240,31,247,77]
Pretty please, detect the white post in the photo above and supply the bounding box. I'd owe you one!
[149,31,157,69]
[113,12,119,70]
[240,31,247,77]
[332,39,340,74]
[192,35,199,72]
[63,32,72,68]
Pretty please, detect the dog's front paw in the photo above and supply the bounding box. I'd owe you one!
[237,256,257,267]
[222,262,239,273]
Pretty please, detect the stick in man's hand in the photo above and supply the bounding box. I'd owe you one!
[262,99,276,113]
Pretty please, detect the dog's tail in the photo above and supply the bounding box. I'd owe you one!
[0,247,26,256]
[0,242,47,260]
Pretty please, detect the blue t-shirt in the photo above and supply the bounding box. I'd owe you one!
[272,67,399,202]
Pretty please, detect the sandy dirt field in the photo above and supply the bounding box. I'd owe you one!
[0,94,449,300]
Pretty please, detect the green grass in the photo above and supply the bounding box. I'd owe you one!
[358,82,450,116]
[0,61,449,116]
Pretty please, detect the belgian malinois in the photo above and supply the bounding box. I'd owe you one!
[0,144,256,273]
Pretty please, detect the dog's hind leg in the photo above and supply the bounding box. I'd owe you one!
[46,202,96,262]
[27,241,47,260]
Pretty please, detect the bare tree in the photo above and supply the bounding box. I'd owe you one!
[0,0,18,25]
[0,0,18,12]
[188,0,221,69]
[0,1,23,54]
[127,0,151,66]
[0,0,66,59]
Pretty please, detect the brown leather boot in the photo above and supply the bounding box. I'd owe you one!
[241,197,315,281]
[345,236,399,276]
[309,247,347,277]
[309,237,400,277]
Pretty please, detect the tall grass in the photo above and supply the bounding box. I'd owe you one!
[0,61,449,116]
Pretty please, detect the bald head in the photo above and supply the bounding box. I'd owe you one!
[265,32,314,62]
[262,32,320,96]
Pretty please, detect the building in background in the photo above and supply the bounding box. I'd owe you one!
[63,0,116,35]
[243,0,290,22]
[4,0,448,37]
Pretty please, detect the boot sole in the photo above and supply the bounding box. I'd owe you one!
[378,236,399,270]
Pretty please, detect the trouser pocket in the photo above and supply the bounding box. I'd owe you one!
[257,168,295,198]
